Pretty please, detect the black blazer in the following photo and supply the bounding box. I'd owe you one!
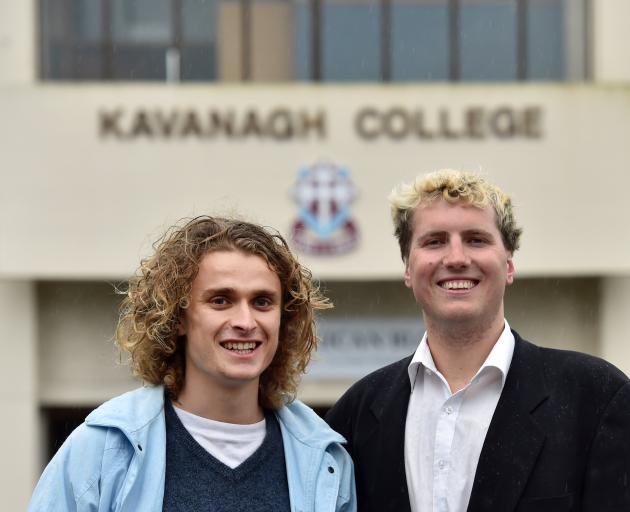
[326,332,630,512]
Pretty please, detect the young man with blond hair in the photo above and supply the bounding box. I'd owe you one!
[327,169,630,512]
[30,216,356,512]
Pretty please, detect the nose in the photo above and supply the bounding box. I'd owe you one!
[443,239,470,268]
[231,301,257,332]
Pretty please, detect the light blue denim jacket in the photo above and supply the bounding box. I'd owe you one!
[29,386,356,512]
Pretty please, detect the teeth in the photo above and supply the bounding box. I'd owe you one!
[223,342,256,351]
[441,280,475,290]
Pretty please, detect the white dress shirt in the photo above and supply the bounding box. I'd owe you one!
[404,321,515,512]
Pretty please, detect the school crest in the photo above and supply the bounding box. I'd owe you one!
[290,161,359,255]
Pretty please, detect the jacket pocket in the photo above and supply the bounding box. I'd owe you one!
[516,493,573,512]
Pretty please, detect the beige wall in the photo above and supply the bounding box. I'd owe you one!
[2,85,630,280]
[38,282,137,405]
[593,0,630,81]
[0,281,38,510]
[0,0,36,84]
[504,278,599,355]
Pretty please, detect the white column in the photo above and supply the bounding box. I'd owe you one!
[592,0,630,82]
[600,276,630,376]
[0,280,38,509]
[0,0,37,84]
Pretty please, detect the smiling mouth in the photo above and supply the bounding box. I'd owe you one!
[220,341,261,354]
[439,279,478,290]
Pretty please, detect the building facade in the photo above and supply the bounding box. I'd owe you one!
[2,0,630,508]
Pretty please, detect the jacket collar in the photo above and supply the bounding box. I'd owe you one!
[85,386,344,452]
[85,385,165,453]
[467,332,549,511]
[277,399,346,449]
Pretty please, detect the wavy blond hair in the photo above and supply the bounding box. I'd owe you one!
[388,169,522,261]
[116,216,331,410]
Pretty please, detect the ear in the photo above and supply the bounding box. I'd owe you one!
[403,260,412,289]
[506,253,515,285]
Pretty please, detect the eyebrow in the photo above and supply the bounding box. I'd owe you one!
[417,228,496,240]
[417,230,446,240]
[199,287,281,300]
[463,229,496,238]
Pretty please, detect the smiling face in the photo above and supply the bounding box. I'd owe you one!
[177,250,282,399]
[404,199,514,334]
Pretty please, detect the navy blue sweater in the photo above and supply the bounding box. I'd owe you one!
[162,400,291,512]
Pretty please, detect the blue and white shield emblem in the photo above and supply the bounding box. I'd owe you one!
[290,161,359,255]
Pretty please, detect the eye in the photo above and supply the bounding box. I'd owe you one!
[422,238,443,248]
[468,236,489,246]
[253,296,273,309]
[209,296,229,307]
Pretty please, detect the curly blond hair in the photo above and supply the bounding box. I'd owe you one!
[116,216,331,410]
[388,169,522,261]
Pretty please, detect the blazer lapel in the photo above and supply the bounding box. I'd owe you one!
[467,335,549,512]
[365,357,413,512]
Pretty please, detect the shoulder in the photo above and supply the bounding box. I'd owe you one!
[277,402,357,511]
[324,356,411,445]
[29,387,164,510]
[513,332,629,400]
[277,401,354,485]
[29,419,131,510]
[277,399,345,446]
[85,385,165,430]
[331,355,412,410]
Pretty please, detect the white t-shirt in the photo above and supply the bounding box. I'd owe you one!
[172,405,266,469]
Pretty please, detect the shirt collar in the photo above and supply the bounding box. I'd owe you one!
[408,320,515,389]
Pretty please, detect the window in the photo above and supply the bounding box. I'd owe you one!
[39,0,587,82]
[40,0,218,81]
[295,0,586,82]
[391,0,449,81]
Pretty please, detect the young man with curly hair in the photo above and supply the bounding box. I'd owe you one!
[327,169,630,512]
[30,217,356,512]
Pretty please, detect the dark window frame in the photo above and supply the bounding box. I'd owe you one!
[308,0,585,83]
[39,0,221,81]
[39,0,588,82]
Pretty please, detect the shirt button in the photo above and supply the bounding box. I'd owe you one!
[425,369,432,376]
[444,406,453,415]
[438,460,447,470]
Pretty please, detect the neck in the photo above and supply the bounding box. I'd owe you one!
[175,377,263,424]
[424,315,505,393]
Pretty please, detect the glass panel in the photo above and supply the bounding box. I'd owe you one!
[40,0,104,79]
[41,0,72,40]
[322,0,381,81]
[293,0,311,80]
[111,45,170,79]
[75,0,104,42]
[71,44,105,79]
[182,0,217,42]
[181,45,216,79]
[45,43,104,80]
[43,0,103,41]
[527,0,563,80]
[460,0,516,81]
[392,0,449,81]
[45,43,72,79]
[111,0,173,43]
